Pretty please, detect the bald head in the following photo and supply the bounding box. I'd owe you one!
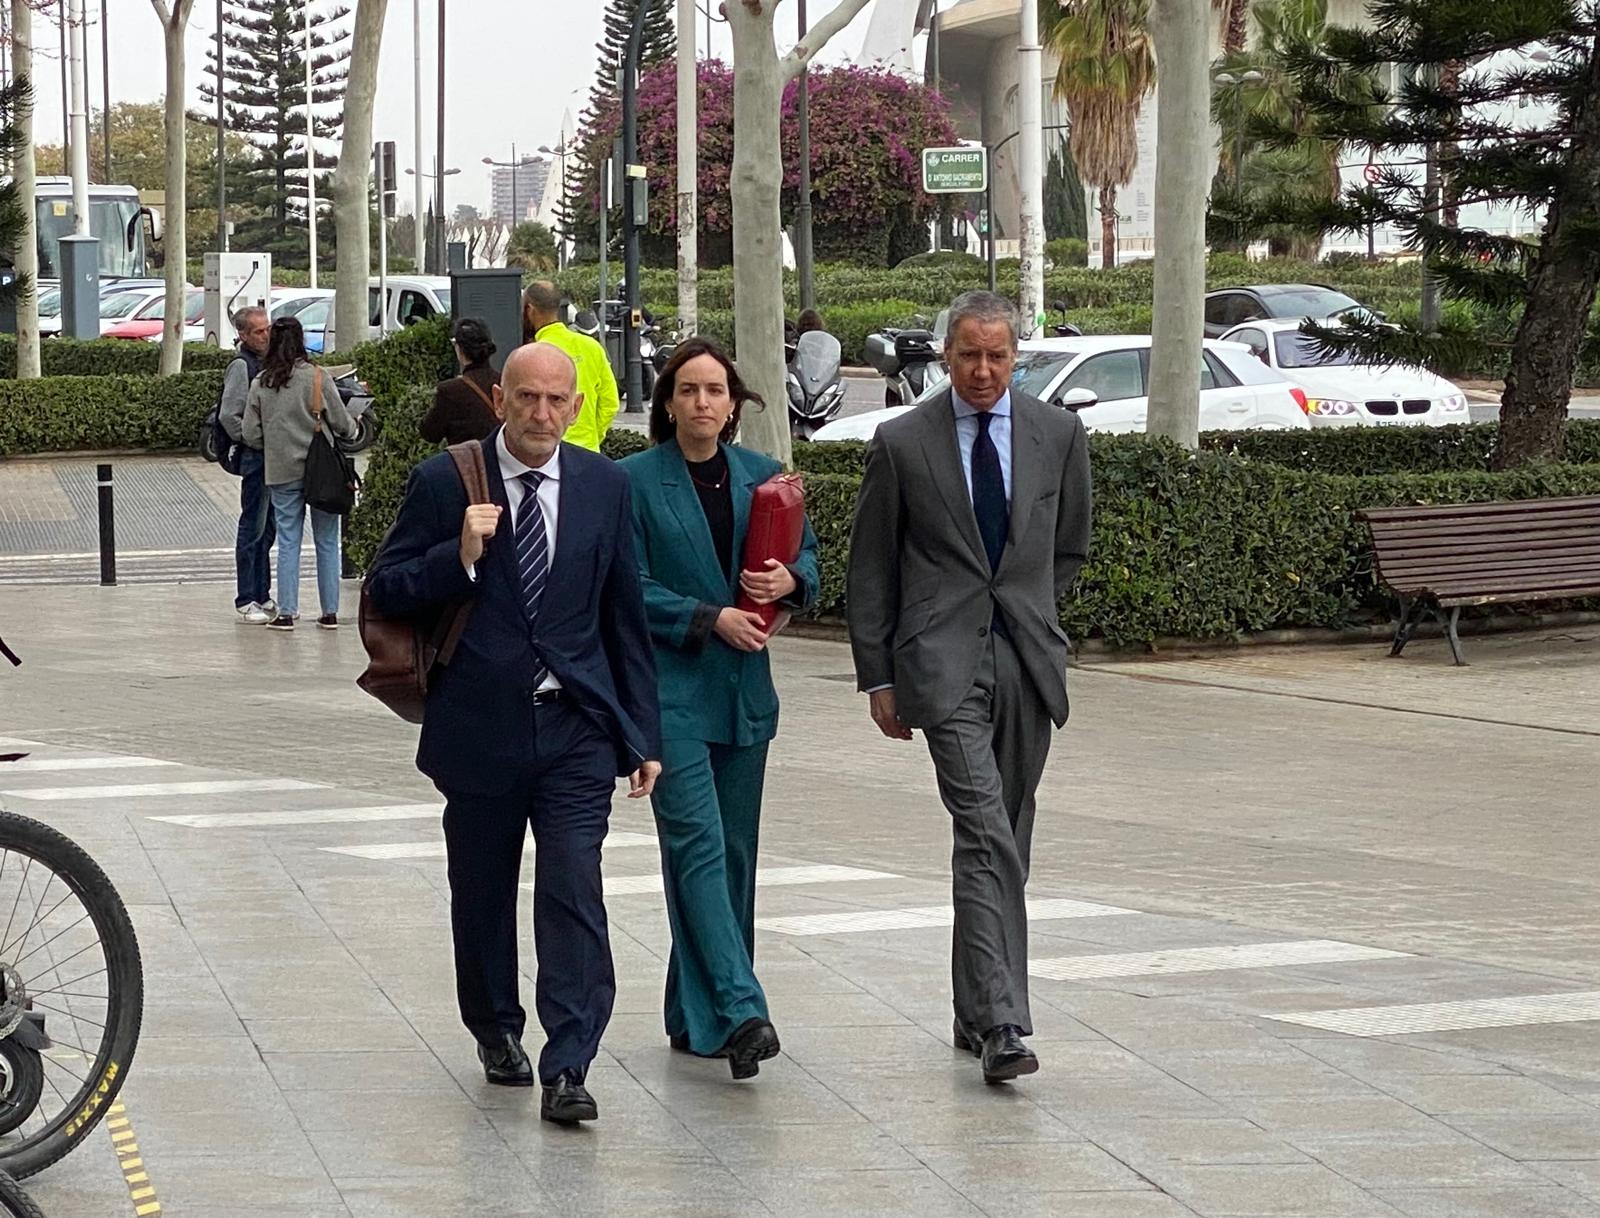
[522,281,563,338]
[495,341,584,468]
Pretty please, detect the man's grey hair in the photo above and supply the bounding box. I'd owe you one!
[945,290,1019,349]
[231,306,267,333]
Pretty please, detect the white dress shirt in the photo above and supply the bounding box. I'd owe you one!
[467,432,562,691]
[951,388,1014,502]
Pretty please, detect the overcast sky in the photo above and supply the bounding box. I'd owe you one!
[23,1,888,214]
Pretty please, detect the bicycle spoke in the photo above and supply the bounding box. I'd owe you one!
[0,856,34,956]
[28,1002,104,1031]
[41,1055,86,1086]
[0,887,78,964]
[12,917,97,973]
[20,965,107,999]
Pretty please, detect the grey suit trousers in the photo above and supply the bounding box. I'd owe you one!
[922,632,1051,1037]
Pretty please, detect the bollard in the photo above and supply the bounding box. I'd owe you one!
[97,463,117,587]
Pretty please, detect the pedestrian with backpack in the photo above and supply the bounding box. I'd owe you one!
[217,307,276,625]
[242,316,358,633]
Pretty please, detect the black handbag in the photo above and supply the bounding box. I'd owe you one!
[303,366,359,514]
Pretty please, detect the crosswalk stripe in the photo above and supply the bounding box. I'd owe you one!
[1272,990,1600,1038]
[2,757,178,773]
[1030,939,1408,982]
[322,830,661,860]
[150,804,441,829]
[585,863,898,897]
[756,896,1136,936]
[1,778,324,801]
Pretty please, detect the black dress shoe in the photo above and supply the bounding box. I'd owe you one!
[952,1019,982,1058]
[540,1070,599,1125]
[477,1033,533,1087]
[980,1024,1039,1084]
[717,1017,781,1080]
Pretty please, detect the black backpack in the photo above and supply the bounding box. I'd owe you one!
[202,350,262,475]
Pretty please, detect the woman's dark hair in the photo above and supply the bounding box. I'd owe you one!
[796,308,826,336]
[259,317,309,390]
[453,317,496,367]
[649,336,764,445]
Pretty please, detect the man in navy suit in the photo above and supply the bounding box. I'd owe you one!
[368,342,662,1125]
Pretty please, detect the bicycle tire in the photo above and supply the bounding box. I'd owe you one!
[0,811,143,1180]
[0,1169,43,1218]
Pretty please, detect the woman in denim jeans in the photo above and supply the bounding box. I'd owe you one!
[242,317,357,631]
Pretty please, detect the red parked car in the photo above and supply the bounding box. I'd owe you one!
[102,288,204,341]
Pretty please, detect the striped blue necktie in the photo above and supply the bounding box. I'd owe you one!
[514,470,550,622]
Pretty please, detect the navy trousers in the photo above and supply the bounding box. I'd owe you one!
[234,447,275,609]
[440,697,618,1084]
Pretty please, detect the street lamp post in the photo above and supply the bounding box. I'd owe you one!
[796,0,814,311]
[538,141,572,270]
[1212,70,1264,199]
[405,162,461,272]
[984,125,1070,296]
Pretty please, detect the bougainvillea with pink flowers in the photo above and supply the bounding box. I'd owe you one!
[563,60,961,268]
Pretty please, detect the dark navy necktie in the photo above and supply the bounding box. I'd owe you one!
[971,412,1008,573]
[514,471,551,686]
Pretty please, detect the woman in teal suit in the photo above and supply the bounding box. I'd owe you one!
[620,337,819,1080]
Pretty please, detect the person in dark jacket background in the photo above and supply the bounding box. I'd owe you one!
[420,318,501,445]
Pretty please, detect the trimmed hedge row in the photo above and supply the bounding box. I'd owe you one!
[0,336,236,378]
[0,371,226,456]
[796,419,1600,478]
[345,394,1600,646]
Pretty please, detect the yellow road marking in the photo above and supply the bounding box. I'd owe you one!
[107,1102,161,1217]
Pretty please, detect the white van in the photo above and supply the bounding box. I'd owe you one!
[315,276,454,350]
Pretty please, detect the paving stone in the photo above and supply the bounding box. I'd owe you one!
[1134,1162,1402,1217]
[1372,1186,1600,1217]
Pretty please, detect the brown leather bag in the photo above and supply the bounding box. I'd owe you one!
[356,441,492,723]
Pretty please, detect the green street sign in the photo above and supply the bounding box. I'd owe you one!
[921,146,988,195]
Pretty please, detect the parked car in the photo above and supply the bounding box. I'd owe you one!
[36,279,173,337]
[270,287,335,321]
[1203,283,1379,339]
[292,297,334,353]
[810,336,1311,442]
[1219,318,1470,427]
[308,276,454,351]
[94,285,173,335]
[103,289,205,342]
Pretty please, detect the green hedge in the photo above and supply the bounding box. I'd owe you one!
[0,371,225,456]
[351,316,454,414]
[795,419,1600,478]
[0,336,235,378]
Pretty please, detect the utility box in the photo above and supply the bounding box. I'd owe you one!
[0,267,18,334]
[203,252,273,347]
[450,268,523,374]
[60,236,101,339]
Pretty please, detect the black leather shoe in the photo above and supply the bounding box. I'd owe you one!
[980,1025,1039,1084]
[718,1017,781,1080]
[476,1033,533,1087]
[540,1071,598,1125]
[953,1018,982,1058]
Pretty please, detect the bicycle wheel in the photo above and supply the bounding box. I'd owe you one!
[0,1169,43,1218]
[0,811,142,1179]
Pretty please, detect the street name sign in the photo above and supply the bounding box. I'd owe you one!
[922,146,988,194]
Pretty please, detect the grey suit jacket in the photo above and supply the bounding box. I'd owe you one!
[845,387,1092,729]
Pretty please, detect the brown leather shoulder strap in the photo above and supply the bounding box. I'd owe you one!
[446,440,491,504]
[463,374,496,411]
[309,365,326,431]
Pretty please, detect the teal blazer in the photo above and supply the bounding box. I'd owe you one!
[621,440,820,746]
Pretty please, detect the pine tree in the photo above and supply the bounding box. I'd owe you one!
[0,74,30,305]
[562,0,676,249]
[1229,0,1600,466]
[197,0,352,267]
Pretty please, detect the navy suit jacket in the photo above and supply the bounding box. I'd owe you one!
[367,430,662,796]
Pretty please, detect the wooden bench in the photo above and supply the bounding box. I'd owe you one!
[1358,496,1600,665]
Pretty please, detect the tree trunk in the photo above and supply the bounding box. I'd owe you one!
[676,0,698,335]
[1145,0,1211,450]
[1439,59,1463,230]
[1223,0,1249,54]
[157,8,194,376]
[1497,38,1600,468]
[11,0,40,379]
[1100,185,1117,269]
[332,0,388,355]
[726,0,871,464]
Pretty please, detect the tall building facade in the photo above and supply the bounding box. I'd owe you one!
[490,157,552,226]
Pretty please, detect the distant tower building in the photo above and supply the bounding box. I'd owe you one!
[490,157,552,226]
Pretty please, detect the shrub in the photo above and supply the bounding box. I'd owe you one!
[1045,237,1089,268]
[0,336,235,378]
[895,250,987,271]
[351,316,454,413]
[0,371,225,456]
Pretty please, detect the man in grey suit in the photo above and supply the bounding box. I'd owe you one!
[846,290,1092,1084]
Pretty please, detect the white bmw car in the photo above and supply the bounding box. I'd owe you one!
[1219,318,1471,427]
[813,335,1312,441]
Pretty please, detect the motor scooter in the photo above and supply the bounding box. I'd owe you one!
[787,331,846,438]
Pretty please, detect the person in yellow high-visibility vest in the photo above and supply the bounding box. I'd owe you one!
[521,281,620,452]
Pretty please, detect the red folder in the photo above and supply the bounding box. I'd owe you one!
[737,474,806,632]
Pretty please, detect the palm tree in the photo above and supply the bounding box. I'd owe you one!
[1041,0,1156,269]
[506,221,558,272]
[1220,0,1251,54]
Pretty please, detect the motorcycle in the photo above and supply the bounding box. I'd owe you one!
[592,298,661,400]
[865,315,947,407]
[1047,300,1084,339]
[787,330,846,438]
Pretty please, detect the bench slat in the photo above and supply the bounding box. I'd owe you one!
[1423,570,1600,596]
[1359,495,1600,524]
[1381,553,1600,584]
[1368,512,1600,542]
[1374,535,1600,560]
[1440,583,1600,608]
